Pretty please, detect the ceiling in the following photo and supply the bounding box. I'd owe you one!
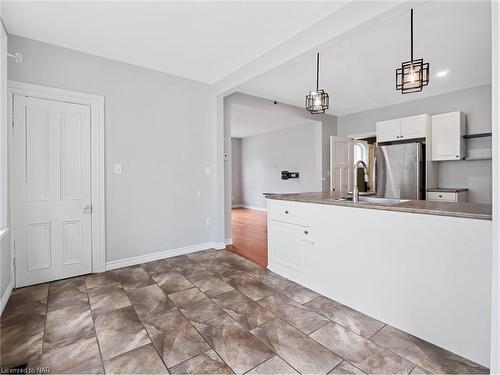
[237,1,492,116]
[2,1,347,84]
[231,104,316,138]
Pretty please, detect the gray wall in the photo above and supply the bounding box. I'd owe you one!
[337,85,492,203]
[231,138,243,207]
[239,122,323,209]
[8,35,217,262]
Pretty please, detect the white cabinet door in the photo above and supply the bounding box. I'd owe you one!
[330,136,353,194]
[400,114,427,140]
[269,220,310,279]
[431,112,465,161]
[13,95,92,287]
[376,119,401,142]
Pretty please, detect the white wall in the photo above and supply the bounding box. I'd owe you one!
[337,85,492,204]
[0,17,11,303]
[1,233,10,300]
[7,35,218,263]
[490,1,500,372]
[231,138,243,207]
[239,123,323,210]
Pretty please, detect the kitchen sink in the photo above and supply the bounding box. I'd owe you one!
[357,197,409,205]
[333,196,409,205]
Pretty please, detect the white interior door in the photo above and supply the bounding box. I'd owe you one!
[13,95,92,287]
[330,136,354,194]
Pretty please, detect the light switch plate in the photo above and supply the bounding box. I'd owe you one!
[205,166,211,175]
[114,164,122,174]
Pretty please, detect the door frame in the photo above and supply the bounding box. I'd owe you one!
[8,80,106,287]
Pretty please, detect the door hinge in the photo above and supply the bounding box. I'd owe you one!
[12,240,16,268]
[11,114,15,129]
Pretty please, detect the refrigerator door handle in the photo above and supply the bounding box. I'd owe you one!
[416,145,421,200]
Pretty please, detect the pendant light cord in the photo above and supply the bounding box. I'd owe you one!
[316,52,320,91]
[410,8,414,61]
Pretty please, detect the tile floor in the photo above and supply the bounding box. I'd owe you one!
[0,249,490,374]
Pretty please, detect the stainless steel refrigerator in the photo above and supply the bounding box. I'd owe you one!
[375,142,425,200]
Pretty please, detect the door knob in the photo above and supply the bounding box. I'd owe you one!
[83,204,92,214]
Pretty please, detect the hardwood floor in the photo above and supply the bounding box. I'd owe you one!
[227,208,268,267]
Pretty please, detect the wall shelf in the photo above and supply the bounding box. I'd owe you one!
[463,132,492,139]
[463,156,492,161]
[463,132,492,160]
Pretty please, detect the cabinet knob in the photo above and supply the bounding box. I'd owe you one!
[284,210,289,214]
[304,230,309,235]
[438,195,443,198]
[456,155,459,158]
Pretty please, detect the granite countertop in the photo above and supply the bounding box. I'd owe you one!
[426,187,469,193]
[265,191,492,220]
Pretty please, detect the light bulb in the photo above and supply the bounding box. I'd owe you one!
[407,66,417,83]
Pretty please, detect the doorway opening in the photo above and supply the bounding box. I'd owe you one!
[224,93,332,268]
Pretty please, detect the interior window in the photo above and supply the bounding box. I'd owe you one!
[354,142,368,163]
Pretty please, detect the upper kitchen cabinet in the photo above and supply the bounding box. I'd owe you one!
[376,114,427,143]
[431,111,466,161]
[376,118,401,142]
[400,114,428,139]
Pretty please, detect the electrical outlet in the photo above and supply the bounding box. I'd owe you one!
[205,218,211,227]
[114,164,122,174]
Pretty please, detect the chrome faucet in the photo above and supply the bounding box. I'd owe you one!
[352,160,369,203]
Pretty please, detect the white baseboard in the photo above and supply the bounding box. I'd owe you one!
[213,242,226,250]
[225,238,233,245]
[0,282,13,316]
[233,205,267,212]
[105,241,226,271]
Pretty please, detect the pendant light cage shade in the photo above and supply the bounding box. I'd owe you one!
[396,58,429,94]
[305,89,329,114]
[396,9,430,94]
[305,52,329,114]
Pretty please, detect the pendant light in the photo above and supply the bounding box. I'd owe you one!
[305,53,329,114]
[396,9,429,94]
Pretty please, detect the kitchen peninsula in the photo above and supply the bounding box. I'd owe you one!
[266,192,492,368]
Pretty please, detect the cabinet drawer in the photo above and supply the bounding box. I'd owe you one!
[426,191,458,202]
[269,200,307,225]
